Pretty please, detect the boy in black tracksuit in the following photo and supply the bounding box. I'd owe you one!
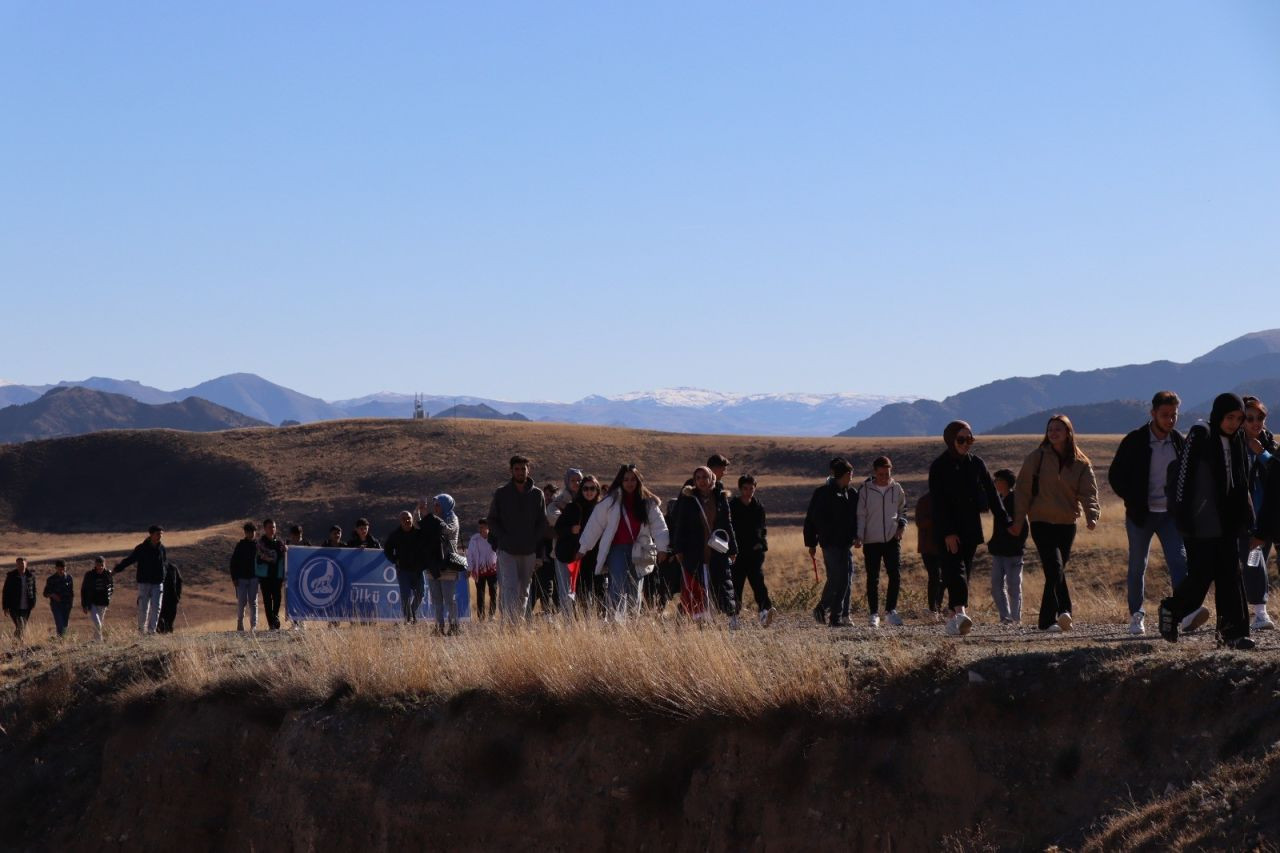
[729,475,773,626]
[803,458,860,627]
[987,470,1030,624]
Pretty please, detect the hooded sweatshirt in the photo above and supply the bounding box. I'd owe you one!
[1170,393,1253,540]
[857,478,907,544]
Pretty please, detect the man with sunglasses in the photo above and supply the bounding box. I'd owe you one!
[1108,391,1188,635]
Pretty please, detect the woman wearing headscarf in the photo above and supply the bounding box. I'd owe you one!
[927,421,1012,637]
[576,464,669,617]
[670,466,739,625]
[1012,414,1100,632]
[422,493,464,635]
[1160,393,1254,649]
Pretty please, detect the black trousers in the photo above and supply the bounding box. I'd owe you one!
[259,578,283,629]
[731,552,771,614]
[940,540,978,611]
[1167,536,1249,642]
[474,575,497,618]
[922,553,944,612]
[527,559,558,614]
[863,541,901,614]
[1030,522,1076,630]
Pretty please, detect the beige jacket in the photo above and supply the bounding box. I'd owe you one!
[1013,447,1101,526]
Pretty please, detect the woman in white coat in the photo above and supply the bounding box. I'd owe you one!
[576,464,669,616]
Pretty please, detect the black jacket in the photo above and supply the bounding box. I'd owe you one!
[347,533,382,549]
[418,514,459,579]
[1108,424,1186,525]
[554,499,599,564]
[927,451,1009,548]
[670,486,738,568]
[384,525,430,574]
[81,569,114,608]
[229,539,258,581]
[114,539,168,584]
[3,569,37,613]
[987,490,1029,557]
[43,573,74,607]
[486,479,548,556]
[1169,423,1253,540]
[803,477,859,550]
[729,496,768,556]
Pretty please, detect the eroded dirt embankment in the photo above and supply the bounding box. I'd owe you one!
[4,645,1280,852]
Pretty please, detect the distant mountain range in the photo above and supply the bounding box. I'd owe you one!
[0,386,267,443]
[0,376,911,436]
[7,329,1280,440]
[841,329,1280,436]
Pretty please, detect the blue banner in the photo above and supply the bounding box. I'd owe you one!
[286,546,470,622]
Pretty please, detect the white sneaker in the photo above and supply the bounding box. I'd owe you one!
[1057,612,1073,632]
[957,614,973,636]
[759,609,774,628]
[887,610,903,626]
[1250,612,1275,631]
[728,615,740,631]
[1045,624,1063,633]
[1180,606,1211,634]
[869,613,880,628]
[944,615,960,636]
[1129,612,1145,635]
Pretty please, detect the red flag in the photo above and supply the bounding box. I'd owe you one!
[568,559,581,589]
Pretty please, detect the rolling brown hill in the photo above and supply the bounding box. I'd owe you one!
[0,417,1118,536]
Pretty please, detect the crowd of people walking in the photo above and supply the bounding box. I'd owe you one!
[4,390,1278,649]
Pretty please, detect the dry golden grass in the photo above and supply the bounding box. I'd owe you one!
[140,618,936,718]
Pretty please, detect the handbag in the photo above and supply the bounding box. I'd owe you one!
[621,498,658,575]
[695,494,730,556]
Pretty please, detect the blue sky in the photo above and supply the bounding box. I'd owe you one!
[2,1,1278,402]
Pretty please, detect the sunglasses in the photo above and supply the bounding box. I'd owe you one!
[955,436,976,445]
[582,485,599,491]
[1246,416,1266,423]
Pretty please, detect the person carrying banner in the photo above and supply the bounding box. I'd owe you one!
[385,510,428,624]
[487,455,549,623]
[255,519,288,630]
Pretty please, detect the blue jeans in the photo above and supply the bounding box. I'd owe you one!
[50,602,72,637]
[397,570,424,622]
[553,559,576,614]
[604,543,640,615]
[1126,512,1188,615]
[819,546,854,621]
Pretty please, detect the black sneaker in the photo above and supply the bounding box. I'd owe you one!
[1158,599,1178,643]
[1225,636,1256,651]
[812,605,827,625]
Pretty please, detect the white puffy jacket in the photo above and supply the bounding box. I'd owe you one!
[577,491,670,576]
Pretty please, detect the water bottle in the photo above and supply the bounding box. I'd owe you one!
[1247,547,1265,568]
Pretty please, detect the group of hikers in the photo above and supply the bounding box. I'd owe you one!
[4,390,1278,649]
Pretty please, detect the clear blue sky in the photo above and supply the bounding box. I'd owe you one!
[3,1,1278,402]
